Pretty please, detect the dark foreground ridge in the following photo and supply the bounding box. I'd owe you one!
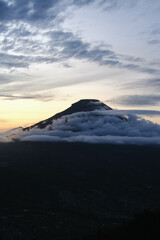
[0,142,160,239]
[24,99,112,131]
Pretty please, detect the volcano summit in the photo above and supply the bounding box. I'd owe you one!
[24,99,112,131]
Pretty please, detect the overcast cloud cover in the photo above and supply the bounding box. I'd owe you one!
[0,0,160,104]
[0,109,159,144]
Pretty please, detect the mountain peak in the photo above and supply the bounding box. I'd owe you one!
[71,99,112,111]
[24,99,112,130]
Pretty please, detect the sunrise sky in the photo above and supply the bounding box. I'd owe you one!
[0,0,160,131]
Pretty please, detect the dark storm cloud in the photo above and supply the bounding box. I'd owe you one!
[110,95,160,106]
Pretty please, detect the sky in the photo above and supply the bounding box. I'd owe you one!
[0,0,160,131]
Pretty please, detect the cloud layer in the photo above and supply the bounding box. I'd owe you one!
[2,109,159,145]
[0,0,160,102]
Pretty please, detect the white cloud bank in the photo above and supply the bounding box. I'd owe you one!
[1,109,159,145]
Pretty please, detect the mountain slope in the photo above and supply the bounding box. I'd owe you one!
[24,99,112,131]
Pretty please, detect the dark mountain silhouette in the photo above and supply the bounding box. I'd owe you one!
[24,99,112,131]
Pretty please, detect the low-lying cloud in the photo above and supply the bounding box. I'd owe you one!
[1,110,160,145]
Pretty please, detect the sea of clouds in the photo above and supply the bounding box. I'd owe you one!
[1,110,160,145]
